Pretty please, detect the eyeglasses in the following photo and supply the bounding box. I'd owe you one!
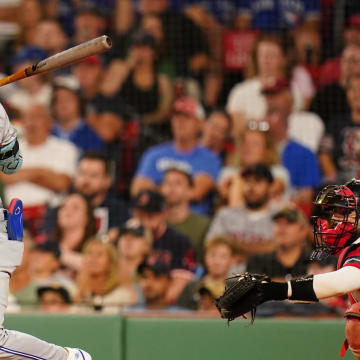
[247,119,270,132]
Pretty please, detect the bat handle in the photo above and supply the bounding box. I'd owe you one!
[0,69,27,87]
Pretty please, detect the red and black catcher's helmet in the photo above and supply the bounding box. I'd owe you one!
[312,179,360,259]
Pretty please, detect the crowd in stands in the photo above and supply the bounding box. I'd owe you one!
[0,0,357,317]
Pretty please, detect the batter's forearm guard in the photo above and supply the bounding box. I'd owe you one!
[0,139,22,174]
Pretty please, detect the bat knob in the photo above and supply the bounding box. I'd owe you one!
[104,36,112,48]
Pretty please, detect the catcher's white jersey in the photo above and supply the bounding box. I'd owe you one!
[0,103,17,147]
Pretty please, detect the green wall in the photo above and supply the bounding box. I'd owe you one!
[4,314,123,360]
[3,315,354,360]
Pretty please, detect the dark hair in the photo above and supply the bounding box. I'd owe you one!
[51,85,86,119]
[163,167,193,187]
[54,192,97,252]
[79,151,112,177]
[208,109,232,133]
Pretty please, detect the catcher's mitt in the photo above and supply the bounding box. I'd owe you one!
[214,272,271,324]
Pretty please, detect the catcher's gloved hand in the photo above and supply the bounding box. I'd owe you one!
[214,273,282,324]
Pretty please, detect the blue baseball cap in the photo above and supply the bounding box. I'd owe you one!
[11,46,47,66]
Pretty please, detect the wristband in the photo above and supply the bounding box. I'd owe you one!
[289,275,318,302]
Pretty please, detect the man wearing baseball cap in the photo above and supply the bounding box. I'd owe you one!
[207,163,278,272]
[132,189,196,305]
[131,96,221,215]
[246,207,310,280]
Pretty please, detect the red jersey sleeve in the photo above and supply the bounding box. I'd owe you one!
[341,247,360,270]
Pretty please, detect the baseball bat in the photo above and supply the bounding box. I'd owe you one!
[0,35,112,88]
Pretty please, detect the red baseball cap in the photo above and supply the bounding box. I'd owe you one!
[81,55,102,66]
[173,96,205,119]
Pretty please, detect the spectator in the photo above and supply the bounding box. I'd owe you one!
[309,44,360,125]
[88,96,124,147]
[178,236,235,310]
[73,1,108,44]
[200,110,232,160]
[42,0,75,37]
[33,19,69,56]
[101,30,173,130]
[226,34,304,136]
[46,192,97,273]
[183,1,245,108]
[32,19,71,77]
[0,104,78,237]
[246,207,340,318]
[246,207,310,281]
[132,96,221,215]
[319,74,360,183]
[75,238,137,312]
[72,152,129,237]
[114,0,209,79]
[293,27,321,93]
[160,168,210,262]
[17,0,44,46]
[319,14,360,87]
[140,13,175,79]
[10,236,75,309]
[136,257,176,311]
[263,79,322,210]
[218,128,290,207]
[51,79,106,152]
[28,243,76,296]
[87,101,128,196]
[237,0,321,33]
[72,56,105,114]
[5,46,51,113]
[206,164,278,272]
[37,284,72,312]
[117,218,152,287]
[132,189,196,305]
[262,78,324,153]
[44,152,130,242]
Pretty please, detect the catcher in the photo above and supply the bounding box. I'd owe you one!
[215,178,360,359]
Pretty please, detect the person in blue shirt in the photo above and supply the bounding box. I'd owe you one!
[238,0,321,33]
[51,80,105,153]
[262,79,322,207]
[131,97,221,215]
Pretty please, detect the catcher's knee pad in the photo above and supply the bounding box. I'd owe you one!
[345,303,360,359]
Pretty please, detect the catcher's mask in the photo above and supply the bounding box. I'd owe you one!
[311,180,360,260]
